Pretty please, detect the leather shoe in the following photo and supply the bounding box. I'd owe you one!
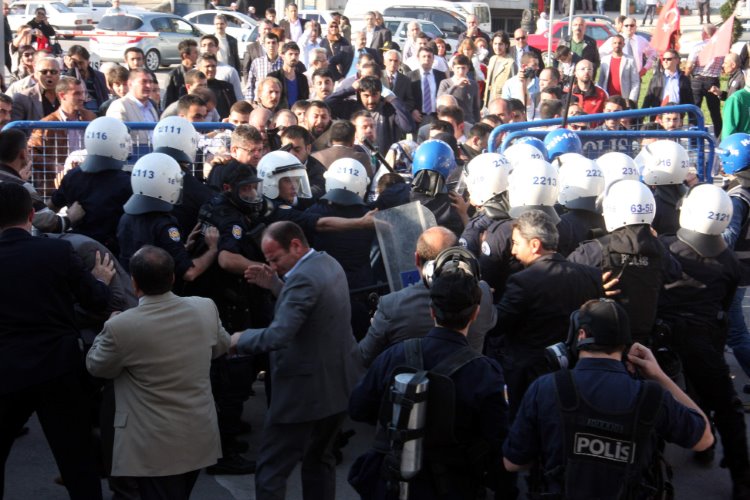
[222,438,249,454]
[206,454,256,475]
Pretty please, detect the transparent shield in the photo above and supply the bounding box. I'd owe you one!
[373,201,437,293]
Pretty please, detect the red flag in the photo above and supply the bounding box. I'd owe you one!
[651,0,681,55]
[698,15,734,66]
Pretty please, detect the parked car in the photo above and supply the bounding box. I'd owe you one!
[558,15,651,41]
[526,20,617,63]
[8,1,94,32]
[90,13,203,71]
[382,6,467,39]
[63,0,148,24]
[297,9,336,26]
[383,16,459,53]
[184,9,256,59]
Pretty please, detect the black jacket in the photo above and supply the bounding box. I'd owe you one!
[408,68,447,115]
[560,35,600,72]
[642,69,694,109]
[267,68,310,109]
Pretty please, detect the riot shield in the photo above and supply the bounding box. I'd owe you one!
[373,201,436,293]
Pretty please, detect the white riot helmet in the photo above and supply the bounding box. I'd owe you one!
[508,158,560,223]
[554,153,604,212]
[152,116,200,164]
[596,152,640,191]
[323,158,369,205]
[123,153,184,215]
[465,153,511,206]
[80,116,132,173]
[602,179,655,232]
[677,183,733,257]
[257,150,312,200]
[636,140,690,186]
[502,143,546,173]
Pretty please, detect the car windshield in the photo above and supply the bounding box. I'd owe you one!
[98,15,144,30]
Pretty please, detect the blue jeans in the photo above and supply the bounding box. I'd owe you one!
[596,0,605,14]
[728,287,750,378]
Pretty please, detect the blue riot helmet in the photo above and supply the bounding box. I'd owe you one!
[411,140,455,197]
[718,133,750,175]
[514,136,549,161]
[544,129,583,160]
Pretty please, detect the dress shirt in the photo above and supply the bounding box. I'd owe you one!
[662,70,681,104]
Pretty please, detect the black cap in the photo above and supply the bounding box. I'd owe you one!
[429,271,481,315]
[381,41,400,52]
[577,299,631,348]
[222,161,261,187]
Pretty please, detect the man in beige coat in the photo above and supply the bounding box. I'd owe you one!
[87,245,230,499]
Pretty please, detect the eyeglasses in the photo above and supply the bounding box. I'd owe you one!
[515,36,526,40]
[623,23,635,27]
[236,144,264,154]
[39,69,59,75]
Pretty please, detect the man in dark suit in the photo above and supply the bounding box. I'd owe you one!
[311,120,374,176]
[343,31,383,76]
[408,47,447,128]
[494,209,602,416]
[0,182,115,500]
[364,11,391,50]
[382,48,414,113]
[214,14,241,71]
[231,221,363,500]
[278,2,305,42]
[509,28,545,74]
[267,41,309,109]
[11,56,61,123]
[642,48,694,110]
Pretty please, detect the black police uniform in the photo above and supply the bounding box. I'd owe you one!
[196,191,274,447]
[658,235,750,487]
[306,190,376,340]
[117,211,193,278]
[349,327,508,500]
[556,209,606,257]
[51,167,131,252]
[504,358,706,497]
[651,184,687,236]
[568,225,681,343]
[410,191,465,238]
[459,198,509,259]
[171,170,215,241]
[494,253,602,416]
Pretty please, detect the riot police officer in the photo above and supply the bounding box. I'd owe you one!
[637,140,691,235]
[554,152,606,256]
[152,116,215,240]
[544,128,583,161]
[306,158,376,339]
[568,179,681,343]
[117,152,219,283]
[48,117,132,253]
[410,140,468,238]
[719,133,750,383]
[658,184,750,497]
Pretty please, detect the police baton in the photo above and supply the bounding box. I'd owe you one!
[363,138,396,173]
[561,74,578,130]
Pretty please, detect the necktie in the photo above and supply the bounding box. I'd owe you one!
[624,38,633,57]
[390,74,396,89]
[422,72,432,114]
[347,49,362,78]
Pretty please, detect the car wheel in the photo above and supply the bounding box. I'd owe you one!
[145,50,161,72]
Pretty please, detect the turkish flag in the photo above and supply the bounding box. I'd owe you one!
[651,0,681,55]
[698,15,734,66]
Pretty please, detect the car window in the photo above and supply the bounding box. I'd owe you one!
[385,20,401,35]
[173,19,195,35]
[193,13,214,24]
[93,1,112,7]
[150,17,172,32]
[50,2,71,11]
[421,22,442,38]
[10,4,26,14]
[558,25,569,38]
[98,15,144,30]
[429,11,462,33]
[587,26,610,41]
[225,16,244,28]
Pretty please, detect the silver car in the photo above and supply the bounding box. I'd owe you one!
[90,12,203,71]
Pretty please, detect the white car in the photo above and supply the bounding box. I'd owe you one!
[384,17,459,53]
[183,9,256,59]
[8,1,94,32]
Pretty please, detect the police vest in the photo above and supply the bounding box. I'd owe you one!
[554,369,665,500]
[478,218,521,302]
[459,199,511,257]
[594,225,665,343]
[728,185,750,267]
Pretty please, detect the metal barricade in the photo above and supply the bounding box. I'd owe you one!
[487,105,717,182]
[3,121,235,201]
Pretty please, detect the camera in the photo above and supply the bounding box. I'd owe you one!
[522,67,536,79]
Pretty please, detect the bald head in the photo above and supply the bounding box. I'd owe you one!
[437,94,459,109]
[249,107,272,130]
[416,226,458,267]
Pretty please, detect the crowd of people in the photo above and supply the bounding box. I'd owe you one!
[2,2,750,500]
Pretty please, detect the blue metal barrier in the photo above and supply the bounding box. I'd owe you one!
[487,105,715,181]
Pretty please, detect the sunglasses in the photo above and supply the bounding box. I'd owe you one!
[662,57,674,61]
[623,23,635,27]
[39,69,59,75]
